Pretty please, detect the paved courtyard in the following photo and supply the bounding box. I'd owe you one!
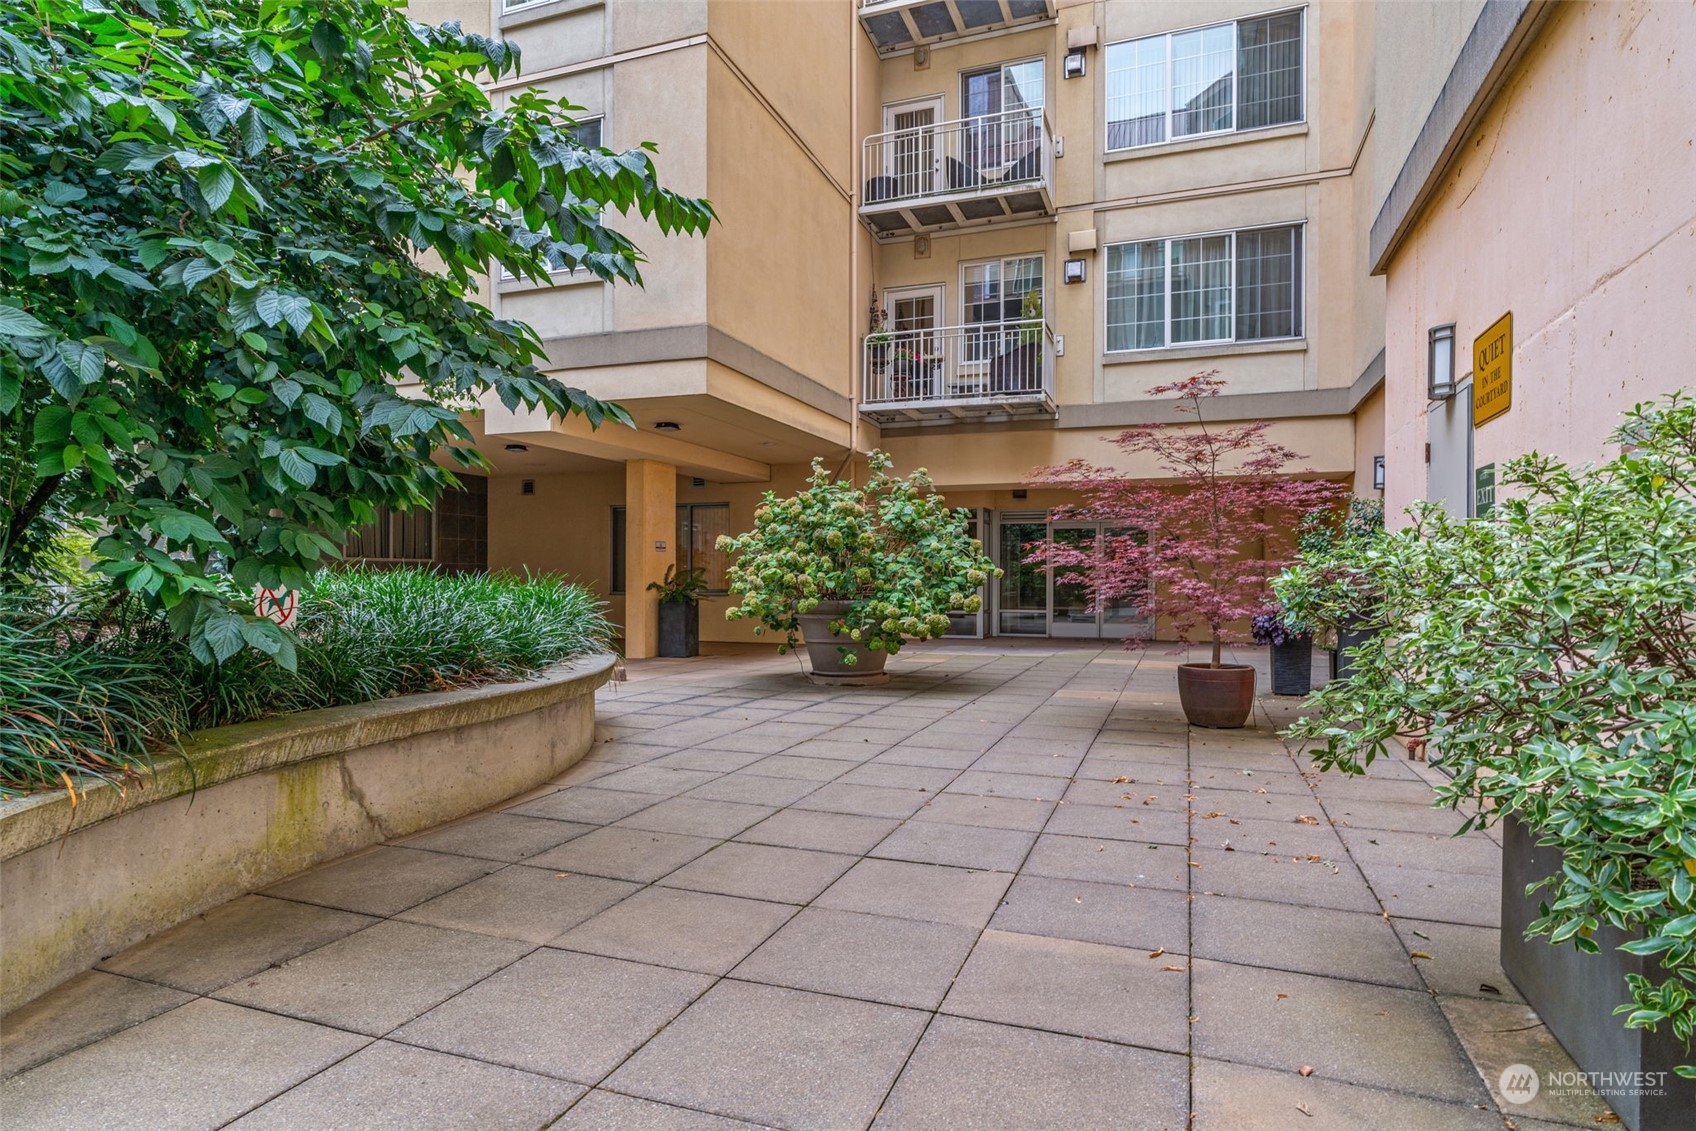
[3,644,1612,1129]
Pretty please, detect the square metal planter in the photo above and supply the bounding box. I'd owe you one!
[1500,815,1695,1129]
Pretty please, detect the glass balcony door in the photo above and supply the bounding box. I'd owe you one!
[880,96,943,201]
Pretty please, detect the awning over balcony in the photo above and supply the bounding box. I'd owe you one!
[858,0,1056,55]
[860,109,1054,237]
[860,319,1057,425]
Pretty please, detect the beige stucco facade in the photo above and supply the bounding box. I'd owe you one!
[1371,0,1696,524]
[397,0,1415,652]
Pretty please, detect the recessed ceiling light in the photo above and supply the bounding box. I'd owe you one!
[654,421,681,431]
[504,443,529,453]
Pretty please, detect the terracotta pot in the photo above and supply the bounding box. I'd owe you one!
[1176,663,1255,728]
[796,600,888,686]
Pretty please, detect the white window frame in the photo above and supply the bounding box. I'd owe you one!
[1103,223,1305,354]
[499,115,606,282]
[1105,7,1306,153]
[959,55,1047,119]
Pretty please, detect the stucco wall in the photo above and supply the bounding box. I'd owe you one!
[0,658,613,1015]
[1380,0,1696,524]
[1371,0,1488,215]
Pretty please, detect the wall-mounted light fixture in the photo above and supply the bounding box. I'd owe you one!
[504,443,529,453]
[1428,324,1457,400]
[1373,455,1386,491]
[1011,488,1028,500]
[1063,258,1088,285]
[653,421,681,431]
[913,45,929,70]
[1064,48,1087,79]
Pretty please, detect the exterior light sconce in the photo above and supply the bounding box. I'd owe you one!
[1064,49,1087,79]
[653,421,681,431]
[1063,258,1087,285]
[1428,324,1457,399]
[1373,455,1386,491]
[1011,488,1028,500]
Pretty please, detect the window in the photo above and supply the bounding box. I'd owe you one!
[960,59,1044,182]
[1105,225,1302,351]
[1106,9,1303,150]
[963,255,1043,364]
[676,504,730,593]
[610,503,730,594]
[500,118,604,280]
[345,505,433,563]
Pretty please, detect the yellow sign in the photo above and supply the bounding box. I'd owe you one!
[1473,312,1512,427]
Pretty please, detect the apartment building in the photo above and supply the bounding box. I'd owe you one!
[1368,0,1696,524]
[396,0,1387,655]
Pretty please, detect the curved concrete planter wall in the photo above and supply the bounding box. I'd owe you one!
[0,654,614,1016]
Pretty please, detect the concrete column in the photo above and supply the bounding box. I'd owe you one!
[623,459,677,659]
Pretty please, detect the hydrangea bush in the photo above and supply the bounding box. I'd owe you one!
[717,452,999,660]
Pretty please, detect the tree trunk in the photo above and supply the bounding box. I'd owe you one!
[1210,635,1223,668]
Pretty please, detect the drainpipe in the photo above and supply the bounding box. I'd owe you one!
[848,4,862,469]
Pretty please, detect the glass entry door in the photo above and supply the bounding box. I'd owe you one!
[1048,523,1102,638]
[995,516,1049,635]
[991,514,1152,639]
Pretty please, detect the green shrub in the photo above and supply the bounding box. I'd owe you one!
[0,615,176,794]
[1284,395,1696,1076]
[1,570,611,795]
[717,452,999,661]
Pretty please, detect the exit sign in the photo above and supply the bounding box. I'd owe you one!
[1475,463,1496,517]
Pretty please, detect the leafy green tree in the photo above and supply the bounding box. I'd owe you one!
[0,0,713,663]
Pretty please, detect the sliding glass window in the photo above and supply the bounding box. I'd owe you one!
[1106,9,1304,151]
[1105,225,1303,351]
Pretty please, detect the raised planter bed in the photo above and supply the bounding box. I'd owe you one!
[0,654,614,1016]
[1501,815,1696,1130]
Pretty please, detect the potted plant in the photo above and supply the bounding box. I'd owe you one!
[1252,609,1313,696]
[646,564,707,658]
[716,451,999,685]
[866,294,893,374]
[1284,394,1696,1126]
[1031,373,1347,728]
[1274,498,1386,680]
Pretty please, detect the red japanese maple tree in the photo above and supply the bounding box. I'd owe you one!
[1031,373,1348,667]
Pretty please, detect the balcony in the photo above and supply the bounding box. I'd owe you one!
[860,110,1054,237]
[857,0,1056,55]
[860,319,1056,424]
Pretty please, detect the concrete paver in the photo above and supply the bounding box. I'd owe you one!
[1,643,1607,1128]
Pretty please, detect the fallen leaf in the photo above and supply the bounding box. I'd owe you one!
[1410,951,1433,961]
[554,873,572,878]
[1298,1065,1314,1077]
[1295,815,1320,826]
[1275,992,1288,1000]
[1111,776,1131,783]
[1596,1115,1621,1124]
[1479,983,1502,994]
[1161,964,1185,972]
[1074,895,1083,903]
[1188,861,1202,868]
[1412,929,1430,940]
[1149,947,1166,959]
[1295,1103,1312,1117]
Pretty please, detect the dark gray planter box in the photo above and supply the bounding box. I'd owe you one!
[657,601,698,658]
[1501,815,1695,1130]
[1269,638,1313,695]
[1333,623,1378,680]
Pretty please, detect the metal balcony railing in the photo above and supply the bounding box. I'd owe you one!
[860,109,1054,236]
[861,319,1056,423]
[857,0,1057,55]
